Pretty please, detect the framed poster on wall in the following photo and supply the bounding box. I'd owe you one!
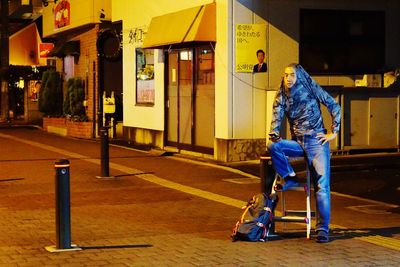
[235,24,267,73]
[29,80,41,101]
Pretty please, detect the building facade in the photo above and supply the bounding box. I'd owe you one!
[113,0,400,161]
[41,0,117,138]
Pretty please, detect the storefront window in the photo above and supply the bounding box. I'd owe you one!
[197,48,214,84]
[136,48,155,105]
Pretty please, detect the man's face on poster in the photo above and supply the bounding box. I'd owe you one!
[257,51,265,64]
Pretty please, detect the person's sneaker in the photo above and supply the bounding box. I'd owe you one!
[316,230,329,243]
[273,183,283,192]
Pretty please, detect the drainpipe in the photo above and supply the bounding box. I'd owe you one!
[92,61,96,138]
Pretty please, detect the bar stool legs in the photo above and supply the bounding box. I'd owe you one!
[270,170,314,239]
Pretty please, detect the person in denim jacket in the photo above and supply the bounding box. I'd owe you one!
[267,63,341,243]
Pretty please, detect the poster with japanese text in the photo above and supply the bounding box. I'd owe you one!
[235,24,266,73]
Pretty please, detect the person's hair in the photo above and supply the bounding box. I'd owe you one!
[256,49,265,56]
[286,63,298,69]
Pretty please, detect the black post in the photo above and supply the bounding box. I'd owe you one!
[97,52,104,134]
[54,159,72,249]
[92,61,96,138]
[100,126,110,177]
[260,155,275,196]
[0,0,10,120]
[260,154,279,238]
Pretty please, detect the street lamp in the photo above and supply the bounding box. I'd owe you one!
[42,0,58,7]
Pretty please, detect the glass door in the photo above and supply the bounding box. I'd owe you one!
[177,50,193,147]
[166,46,215,154]
[166,49,193,149]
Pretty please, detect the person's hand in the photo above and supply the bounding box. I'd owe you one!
[316,132,337,145]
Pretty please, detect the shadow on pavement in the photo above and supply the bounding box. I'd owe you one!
[81,244,153,250]
[331,227,400,241]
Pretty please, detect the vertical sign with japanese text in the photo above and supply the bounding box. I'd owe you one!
[235,24,266,73]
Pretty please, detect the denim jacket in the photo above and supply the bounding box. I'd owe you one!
[270,66,341,138]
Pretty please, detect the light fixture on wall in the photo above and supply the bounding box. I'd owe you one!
[18,78,25,89]
[42,0,58,7]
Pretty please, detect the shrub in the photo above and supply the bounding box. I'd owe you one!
[63,77,87,121]
[39,70,63,116]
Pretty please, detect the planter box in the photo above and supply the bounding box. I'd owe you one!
[43,117,93,139]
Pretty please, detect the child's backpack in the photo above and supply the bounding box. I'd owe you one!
[231,193,278,242]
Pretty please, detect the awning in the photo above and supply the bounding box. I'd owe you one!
[142,3,216,49]
[48,40,80,57]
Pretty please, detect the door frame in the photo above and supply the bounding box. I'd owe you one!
[164,46,214,154]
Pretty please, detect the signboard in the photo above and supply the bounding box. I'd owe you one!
[235,24,267,73]
[29,80,41,101]
[39,43,55,58]
[54,0,71,29]
[137,80,155,104]
[42,0,111,37]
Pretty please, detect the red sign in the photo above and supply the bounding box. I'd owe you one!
[40,43,55,58]
[54,0,71,29]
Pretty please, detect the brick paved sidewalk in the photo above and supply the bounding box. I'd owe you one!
[0,128,399,266]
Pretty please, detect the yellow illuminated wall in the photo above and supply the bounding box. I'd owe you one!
[112,0,215,132]
[113,0,400,147]
[9,23,47,66]
[42,0,111,38]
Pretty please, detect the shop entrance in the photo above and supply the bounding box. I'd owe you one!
[166,46,215,154]
[7,66,49,124]
[8,80,25,120]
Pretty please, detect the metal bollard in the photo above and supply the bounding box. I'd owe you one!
[99,126,111,178]
[45,159,80,252]
[260,155,276,196]
[55,159,72,249]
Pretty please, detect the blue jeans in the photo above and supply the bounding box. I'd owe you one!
[267,135,331,233]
